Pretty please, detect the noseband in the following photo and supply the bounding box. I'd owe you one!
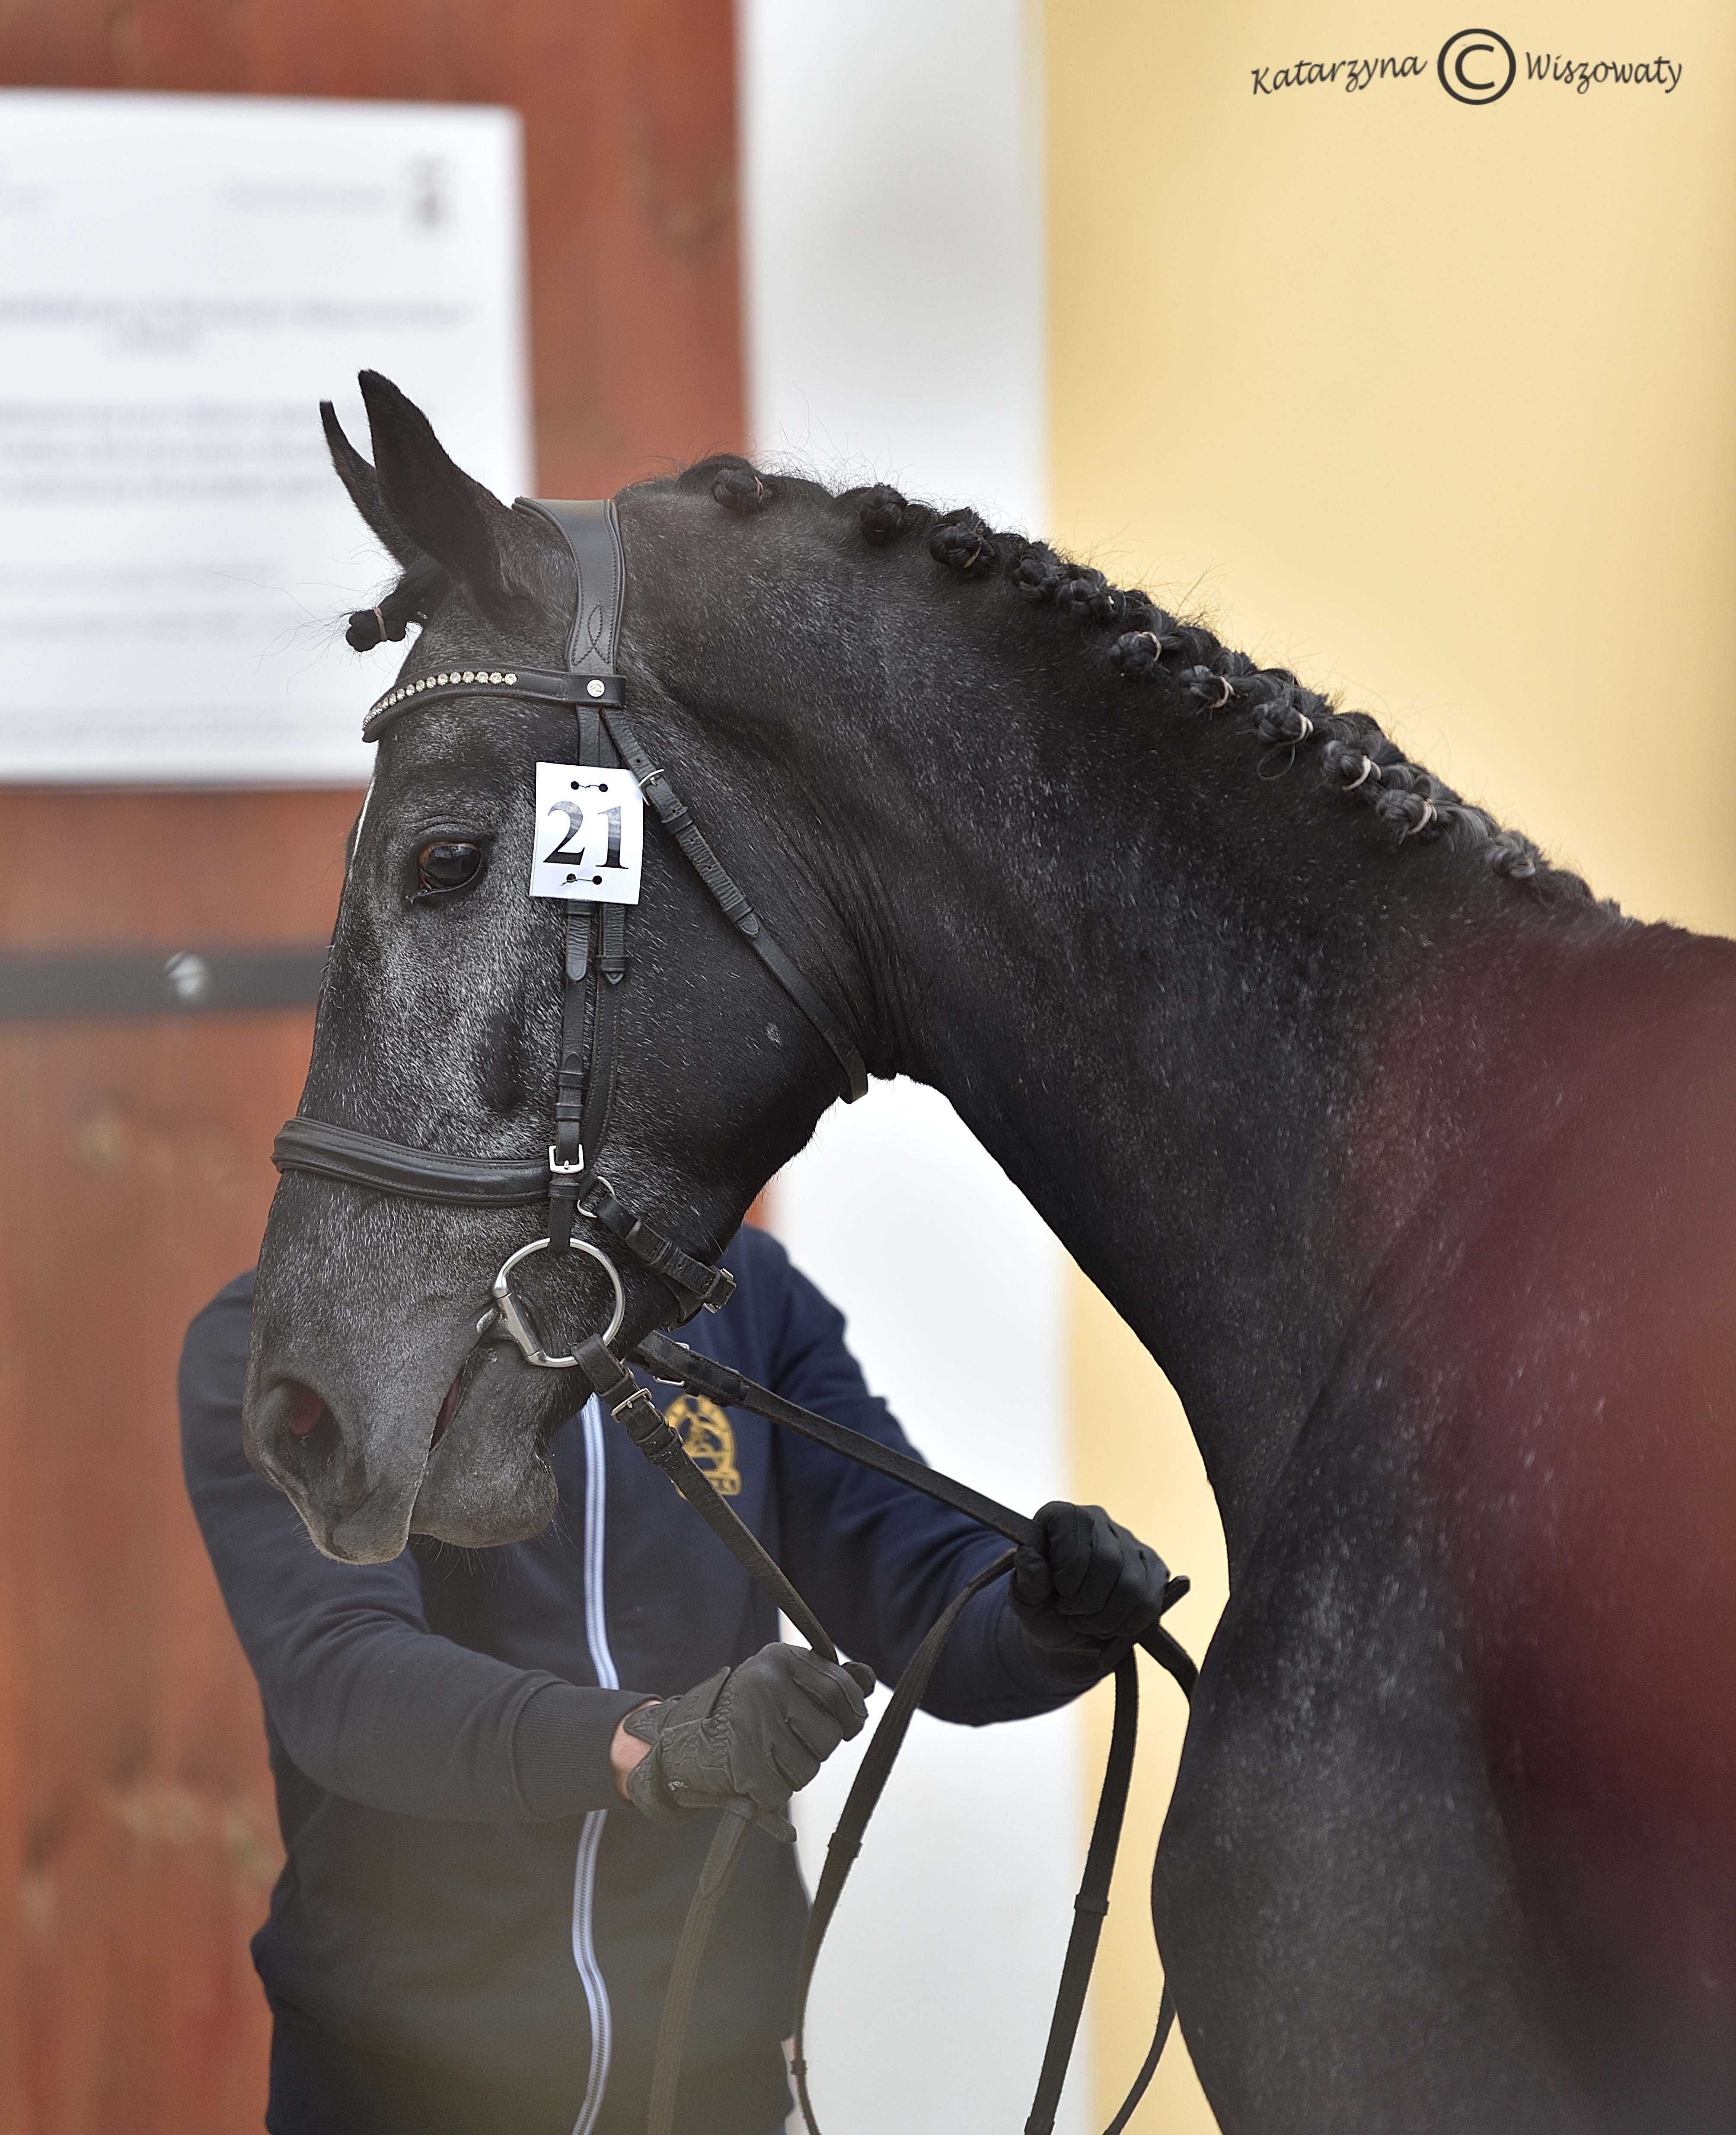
[273,496,867,1371]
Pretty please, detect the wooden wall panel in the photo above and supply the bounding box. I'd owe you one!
[0,6,743,2127]
[0,794,361,2135]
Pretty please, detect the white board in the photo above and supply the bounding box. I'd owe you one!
[0,91,530,786]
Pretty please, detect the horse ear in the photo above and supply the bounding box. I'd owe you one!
[356,371,537,633]
[321,401,420,569]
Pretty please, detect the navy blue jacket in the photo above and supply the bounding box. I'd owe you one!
[180,1226,1073,2135]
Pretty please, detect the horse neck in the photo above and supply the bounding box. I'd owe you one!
[818,652,1604,1571]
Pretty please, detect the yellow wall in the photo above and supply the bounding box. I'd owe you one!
[1049,5,1736,2127]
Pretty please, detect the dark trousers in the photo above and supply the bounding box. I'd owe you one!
[268,2008,790,2135]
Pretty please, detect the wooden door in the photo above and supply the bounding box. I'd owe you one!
[0,8,741,2128]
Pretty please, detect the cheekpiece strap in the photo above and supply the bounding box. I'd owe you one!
[517,499,632,1254]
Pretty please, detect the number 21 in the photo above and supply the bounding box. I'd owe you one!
[548,800,623,869]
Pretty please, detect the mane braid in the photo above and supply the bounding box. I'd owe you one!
[749,468,1599,906]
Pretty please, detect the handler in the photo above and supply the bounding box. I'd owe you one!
[181,1222,1168,2135]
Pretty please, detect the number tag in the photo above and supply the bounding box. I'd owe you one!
[529,762,645,904]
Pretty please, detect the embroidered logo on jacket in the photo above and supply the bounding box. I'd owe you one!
[667,1393,741,1496]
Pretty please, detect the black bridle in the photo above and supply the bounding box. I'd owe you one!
[277,496,865,1358]
[273,498,1191,2135]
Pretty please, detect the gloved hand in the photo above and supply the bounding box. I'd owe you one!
[1010,1501,1171,1687]
[622,1643,874,1843]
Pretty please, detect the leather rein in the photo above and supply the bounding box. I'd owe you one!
[273,497,1193,2135]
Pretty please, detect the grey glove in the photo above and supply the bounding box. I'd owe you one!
[1010,1501,1171,1687]
[623,1642,874,1842]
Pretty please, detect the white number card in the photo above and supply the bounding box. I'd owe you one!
[530,762,645,904]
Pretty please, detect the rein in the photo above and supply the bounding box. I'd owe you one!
[274,495,1194,2135]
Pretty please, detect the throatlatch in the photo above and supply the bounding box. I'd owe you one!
[271,492,1192,2135]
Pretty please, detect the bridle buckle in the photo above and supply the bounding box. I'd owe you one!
[548,1144,585,1177]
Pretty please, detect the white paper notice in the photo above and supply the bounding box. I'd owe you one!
[529,762,645,905]
[0,90,530,784]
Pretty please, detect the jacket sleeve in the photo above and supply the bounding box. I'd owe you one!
[756,1243,1079,1726]
[178,1275,645,1822]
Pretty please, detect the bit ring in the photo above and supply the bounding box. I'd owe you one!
[482,1236,625,1368]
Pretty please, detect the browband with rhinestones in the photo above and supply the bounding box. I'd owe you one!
[364,668,625,743]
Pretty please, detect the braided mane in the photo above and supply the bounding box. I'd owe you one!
[708,457,1599,905]
[348,455,1600,908]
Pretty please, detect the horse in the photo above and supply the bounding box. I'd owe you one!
[245,370,1736,2133]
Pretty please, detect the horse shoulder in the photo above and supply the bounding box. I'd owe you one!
[1429,968,1736,2063]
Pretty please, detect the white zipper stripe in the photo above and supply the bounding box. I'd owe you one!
[570,1395,619,2135]
[569,1812,612,2135]
[583,1396,620,1691]
[581,1400,619,1682]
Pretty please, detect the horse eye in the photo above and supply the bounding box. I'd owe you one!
[415,840,485,898]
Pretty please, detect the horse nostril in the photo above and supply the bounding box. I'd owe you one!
[246,1376,347,1506]
[282,1381,329,1440]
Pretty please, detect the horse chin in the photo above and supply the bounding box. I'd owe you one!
[406,1343,564,1547]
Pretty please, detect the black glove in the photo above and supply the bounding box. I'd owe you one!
[1010,1501,1171,1687]
[622,1643,874,1842]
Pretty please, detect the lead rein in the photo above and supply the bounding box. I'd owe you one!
[631,1326,1199,1698]
[603,1325,1196,2135]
